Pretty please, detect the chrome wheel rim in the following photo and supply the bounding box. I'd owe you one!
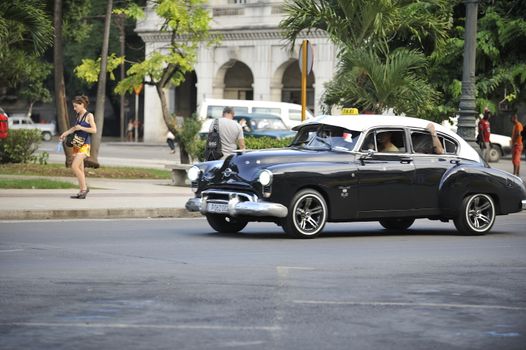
[293,194,326,235]
[466,194,495,232]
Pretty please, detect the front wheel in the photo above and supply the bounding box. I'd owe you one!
[282,189,328,239]
[453,194,496,235]
[42,132,52,141]
[379,218,415,231]
[206,214,247,233]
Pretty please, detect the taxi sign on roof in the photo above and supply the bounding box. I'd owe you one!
[341,108,359,115]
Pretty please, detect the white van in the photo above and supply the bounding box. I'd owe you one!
[197,98,314,129]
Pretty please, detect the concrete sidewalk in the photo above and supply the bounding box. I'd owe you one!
[1,158,524,221]
[0,176,200,220]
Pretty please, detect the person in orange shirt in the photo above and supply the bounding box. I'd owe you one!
[510,114,523,176]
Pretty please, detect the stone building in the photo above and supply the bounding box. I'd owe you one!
[135,0,337,142]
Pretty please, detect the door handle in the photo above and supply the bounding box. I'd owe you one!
[400,157,413,164]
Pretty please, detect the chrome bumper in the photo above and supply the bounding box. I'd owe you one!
[185,189,288,218]
[522,200,526,210]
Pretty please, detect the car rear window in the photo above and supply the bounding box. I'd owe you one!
[207,106,249,118]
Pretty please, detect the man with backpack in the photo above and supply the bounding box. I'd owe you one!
[204,106,245,161]
[510,114,524,176]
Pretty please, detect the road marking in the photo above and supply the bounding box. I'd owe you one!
[0,322,281,331]
[293,300,526,311]
[0,249,24,253]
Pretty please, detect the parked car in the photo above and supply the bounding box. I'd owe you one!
[7,114,56,141]
[186,114,526,238]
[197,98,314,129]
[441,116,511,162]
[200,113,296,139]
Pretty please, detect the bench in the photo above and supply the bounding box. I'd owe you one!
[165,163,192,186]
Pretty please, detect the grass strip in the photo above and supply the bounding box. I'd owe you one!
[0,178,78,189]
[0,163,171,179]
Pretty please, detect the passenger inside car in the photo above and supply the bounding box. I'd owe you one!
[377,132,399,152]
[412,124,445,155]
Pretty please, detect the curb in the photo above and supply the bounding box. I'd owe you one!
[0,208,202,221]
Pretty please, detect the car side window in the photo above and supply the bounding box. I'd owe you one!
[411,130,458,155]
[361,129,407,153]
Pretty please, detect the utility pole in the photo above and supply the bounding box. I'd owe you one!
[457,0,480,151]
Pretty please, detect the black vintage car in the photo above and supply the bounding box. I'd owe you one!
[185,115,526,238]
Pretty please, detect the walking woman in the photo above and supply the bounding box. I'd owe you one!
[59,95,97,199]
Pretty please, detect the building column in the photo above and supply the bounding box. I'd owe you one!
[253,44,272,101]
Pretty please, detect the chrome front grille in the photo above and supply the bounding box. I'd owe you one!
[202,189,258,204]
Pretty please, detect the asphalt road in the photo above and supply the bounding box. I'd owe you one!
[1,216,526,350]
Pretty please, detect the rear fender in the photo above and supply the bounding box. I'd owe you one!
[438,165,504,216]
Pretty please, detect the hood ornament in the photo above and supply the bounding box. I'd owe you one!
[223,168,234,177]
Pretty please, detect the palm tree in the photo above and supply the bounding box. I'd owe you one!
[0,0,53,54]
[280,0,452,54]
[324,48,439,116]
[280,0,452,116]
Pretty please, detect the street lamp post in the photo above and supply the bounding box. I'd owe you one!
[457,0,480,150]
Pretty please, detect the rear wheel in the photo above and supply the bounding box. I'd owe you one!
[282,189,328,239]
[206,214,247,233]
[379,218,415,231]
[453,194,495,235]
[488,145,501,162]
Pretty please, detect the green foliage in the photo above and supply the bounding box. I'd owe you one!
[75,53,125,84]
[176,114,202,161]
[281,0,451,117]
[0,0,52,102]
[192,137,293,162]
[324,48,439,116]
[0,0,53,54]
[245,137,293,150]
[116,0,216,94]
[0,129,42,164]
[34,151,49,165]
[113,4,145,20]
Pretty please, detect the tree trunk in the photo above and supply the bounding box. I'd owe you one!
[156,83,190,164]
[88,0,113,168]
[53,0,72,167]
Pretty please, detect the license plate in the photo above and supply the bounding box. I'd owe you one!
[207,202,228,213]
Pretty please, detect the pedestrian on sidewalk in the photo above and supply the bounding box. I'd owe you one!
[478,107,492,162]
[510,114,523,176]
[166,130,176,153]
[127,120,134,141]
[59,95,97,199]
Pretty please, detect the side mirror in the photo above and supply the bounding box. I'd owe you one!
[359,149,375,160]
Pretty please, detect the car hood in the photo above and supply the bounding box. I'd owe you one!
[203,148,347,185]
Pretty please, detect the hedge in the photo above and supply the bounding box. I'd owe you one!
[191,136,293,162]
[0,129,42,164]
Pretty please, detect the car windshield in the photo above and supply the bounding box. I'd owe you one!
[291,124,361,151]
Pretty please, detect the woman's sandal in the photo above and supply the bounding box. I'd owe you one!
[70,188,89,199]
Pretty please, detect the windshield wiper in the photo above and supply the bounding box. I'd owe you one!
[313,136,332,150]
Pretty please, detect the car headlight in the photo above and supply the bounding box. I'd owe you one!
[258,169,273,186]
[187,166,201,181]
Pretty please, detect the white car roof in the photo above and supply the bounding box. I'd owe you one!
[294,114,482,162]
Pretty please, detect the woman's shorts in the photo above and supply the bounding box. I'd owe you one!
[73,144,90,157]
[512,143,523,166]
